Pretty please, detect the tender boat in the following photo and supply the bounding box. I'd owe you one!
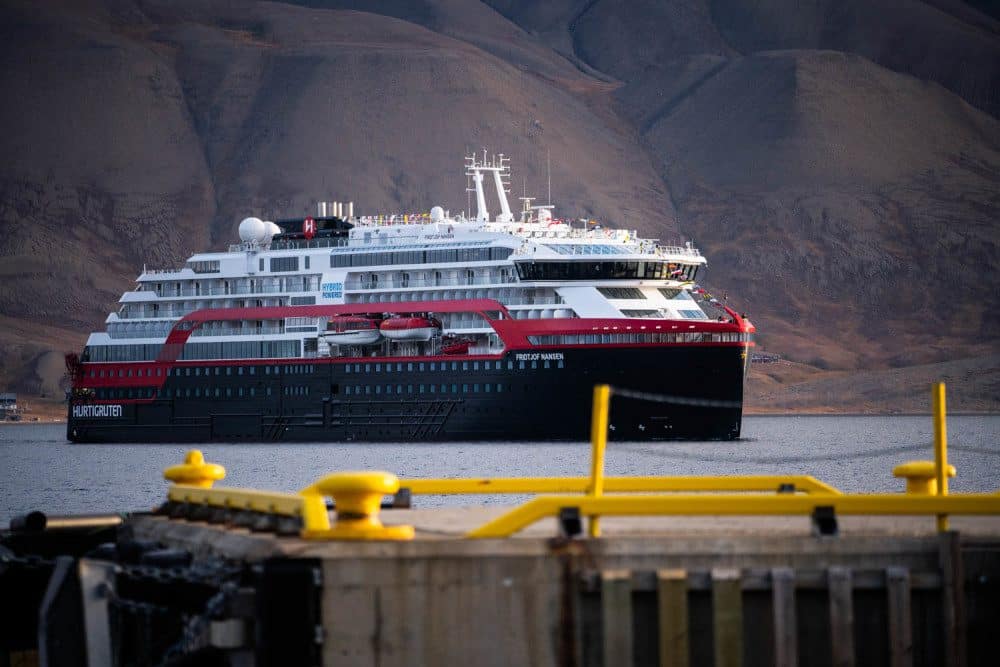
[380,316,441,342]
[322,317,382,345]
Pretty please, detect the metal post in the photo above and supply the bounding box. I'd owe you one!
[933,382,949,532]
[589,384,611,537]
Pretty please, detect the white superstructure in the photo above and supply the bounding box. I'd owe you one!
[82,153,711,364]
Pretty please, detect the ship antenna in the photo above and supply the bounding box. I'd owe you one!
[546,148,551,206]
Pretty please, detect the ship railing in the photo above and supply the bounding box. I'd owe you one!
[154,284,318,298]
[142,267,187,276]
[345,276,518,290]
[503,296,563,306]
[226,238,349,252]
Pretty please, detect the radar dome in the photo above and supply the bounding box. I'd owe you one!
[263,221,281,238]
[239,217,266,243]
[538,208,552,223]
[430,206,445,222]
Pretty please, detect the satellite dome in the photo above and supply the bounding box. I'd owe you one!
[538,208,552,223]
[263,221,281,239]
[430,206,445,222]
[238,217,266,243]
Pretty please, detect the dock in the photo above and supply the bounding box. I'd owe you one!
[2,383,999,666]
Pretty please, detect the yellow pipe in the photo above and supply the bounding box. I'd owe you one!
[589,384,611,537]
[466,493,1000,538]
[399,476,842,495]
[933,382,949,531]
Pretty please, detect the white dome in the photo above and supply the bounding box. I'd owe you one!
[538,208,552,222]
[238,217,267,243]
[263,221,281,239]
[430,206,445,222]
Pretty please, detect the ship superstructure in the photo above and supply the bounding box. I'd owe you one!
[67,153,754,442]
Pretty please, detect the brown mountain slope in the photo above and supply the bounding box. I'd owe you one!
[642,50,1000,369]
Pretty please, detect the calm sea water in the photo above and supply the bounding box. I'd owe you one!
[1,416,997,523]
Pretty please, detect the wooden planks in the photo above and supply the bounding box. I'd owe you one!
[771,568,797,667]
[602,569,633,667]
[828,567,855,667]
[658,569,689,667]
[711,568,743,667]
[886,567,913,667]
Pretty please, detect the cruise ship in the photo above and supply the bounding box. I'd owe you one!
[66,153,754,442]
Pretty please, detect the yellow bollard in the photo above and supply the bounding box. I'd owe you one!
[588,384,611,537]
[164,450,226,488]
[893,461,955,495]
[933,382,949,531]
[300,471,413,540]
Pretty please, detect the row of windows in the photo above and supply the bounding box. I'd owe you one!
[344,359,564,373]
[330,247,512,268]
[620,310,663,318]
[516,261,698,282]
[169,364,316,377]
[599,287,645,299]
[188,260,220,274]
[270,257,301,272]
[83,340,301,362]
[344,383,506,396]
[527,332,753,345]
[85,363,317,379]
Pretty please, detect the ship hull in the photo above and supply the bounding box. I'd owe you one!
[67,345,748,443]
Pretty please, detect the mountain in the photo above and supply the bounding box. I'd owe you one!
[0,0,997,412]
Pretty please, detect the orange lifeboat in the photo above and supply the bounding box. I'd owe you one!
[380,316,441,342]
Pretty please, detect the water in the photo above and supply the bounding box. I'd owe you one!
[1,416,998,523]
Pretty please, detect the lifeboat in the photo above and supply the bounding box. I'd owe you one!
[380,316,441,342]
[441,336,472,355]
[321,317,382,345]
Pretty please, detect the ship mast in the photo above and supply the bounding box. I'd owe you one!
[465,151,513,223]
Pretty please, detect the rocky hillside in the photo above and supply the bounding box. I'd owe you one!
[1,0,997,412]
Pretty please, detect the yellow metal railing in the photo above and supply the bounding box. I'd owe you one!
[159,381,998,541]
[399,476,842,496]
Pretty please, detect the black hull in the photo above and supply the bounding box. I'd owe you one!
[67,346,748,443]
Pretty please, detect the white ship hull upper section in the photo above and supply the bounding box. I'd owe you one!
[83,153,729,364]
